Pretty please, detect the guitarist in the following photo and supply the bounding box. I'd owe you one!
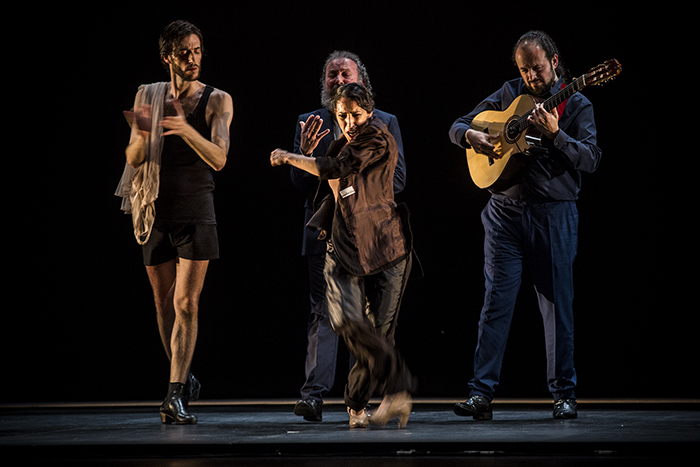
[448,31,602,420]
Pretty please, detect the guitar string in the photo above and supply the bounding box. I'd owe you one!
[508,61,618,135]
[510,75,586,135]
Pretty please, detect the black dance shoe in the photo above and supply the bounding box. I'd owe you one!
[453,395,493,420]
[294,398,323,421]
[160,382,198,425]
[553,398,578,419]
[184,373,201,405]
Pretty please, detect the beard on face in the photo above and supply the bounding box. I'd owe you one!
[321,86,336,112]
[525,62,557,97]
[173,61,201,81]
[526,74,556,97]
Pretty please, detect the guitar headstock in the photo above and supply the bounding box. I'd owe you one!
[586,59,622,86]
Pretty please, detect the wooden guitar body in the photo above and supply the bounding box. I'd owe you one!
[467,95,540,189]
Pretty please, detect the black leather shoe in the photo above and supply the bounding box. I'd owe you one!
[160,383,198,425]
[553,398,578,419]
[294,398,323,421]
[454,395,493,420]
[184,373,201,405]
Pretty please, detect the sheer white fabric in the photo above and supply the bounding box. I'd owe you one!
[115,82,168,245]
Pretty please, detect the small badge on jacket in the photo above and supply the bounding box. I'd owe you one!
[339,186,356,198]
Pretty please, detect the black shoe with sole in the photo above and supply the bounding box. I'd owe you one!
[294,398,323,421]
[553,398,578,419]
[184,373,201,405]
[453,395,493,420]
[160,382,197,425]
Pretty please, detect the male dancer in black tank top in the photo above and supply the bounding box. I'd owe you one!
[125,20,233,425]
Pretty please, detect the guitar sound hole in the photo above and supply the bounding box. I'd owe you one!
[504,117,521,143]
[506,122,520,141]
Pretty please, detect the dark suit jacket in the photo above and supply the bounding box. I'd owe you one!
[291,107,406,256]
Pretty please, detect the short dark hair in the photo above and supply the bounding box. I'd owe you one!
[158,20,204,70]
[512,30,570,83]
[331,83,375,114]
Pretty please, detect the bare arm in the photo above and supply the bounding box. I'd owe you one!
[125,88,149,168]
[161,90,233,171]
[125,132,148,168]
[124,88,233,171]
[270,149,319,176]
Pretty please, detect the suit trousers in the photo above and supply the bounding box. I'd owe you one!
[299,253,339,403]
[324,242,414,412]
[470,194,578,401]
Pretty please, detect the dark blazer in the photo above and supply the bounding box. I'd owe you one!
[291,107,406,256]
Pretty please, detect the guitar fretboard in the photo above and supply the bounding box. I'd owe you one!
[508,75,587,137]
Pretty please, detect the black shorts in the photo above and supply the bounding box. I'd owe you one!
[142,222,219,266]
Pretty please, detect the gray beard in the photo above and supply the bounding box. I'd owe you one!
[321,88,333,112]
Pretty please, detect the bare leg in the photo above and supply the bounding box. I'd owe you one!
[169,258,208,383]
[147,259,177,362]
[146,258,209,383]
[147,258,209,425]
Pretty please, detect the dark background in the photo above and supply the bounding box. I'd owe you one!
[9,3,685,404]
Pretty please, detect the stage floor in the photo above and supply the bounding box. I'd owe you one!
[2,399,698,465]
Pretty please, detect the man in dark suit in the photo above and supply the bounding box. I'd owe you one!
[290,51,406,421]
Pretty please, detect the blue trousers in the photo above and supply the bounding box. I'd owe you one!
[299,254,339,403]
[470,194,579,401]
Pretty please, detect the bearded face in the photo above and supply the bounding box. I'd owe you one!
[166,34,202,82]
[321,58,360,110]
[515,43,558,97]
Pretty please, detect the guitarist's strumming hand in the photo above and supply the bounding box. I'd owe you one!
[528,103,559,140]
[466,129,502,159]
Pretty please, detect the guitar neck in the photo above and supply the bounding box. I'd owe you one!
[542,75,587,112]
[509,75,588,137]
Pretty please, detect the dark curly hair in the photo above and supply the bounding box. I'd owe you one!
[158,20,204,71]
[331,83,375,114]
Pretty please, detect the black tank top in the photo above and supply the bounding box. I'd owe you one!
[156,85,216,224]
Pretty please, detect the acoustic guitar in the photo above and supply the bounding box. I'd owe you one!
[465,58,621,189]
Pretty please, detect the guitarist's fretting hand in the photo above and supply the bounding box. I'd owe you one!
[466,129,502,159]
[528,103,559,139]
